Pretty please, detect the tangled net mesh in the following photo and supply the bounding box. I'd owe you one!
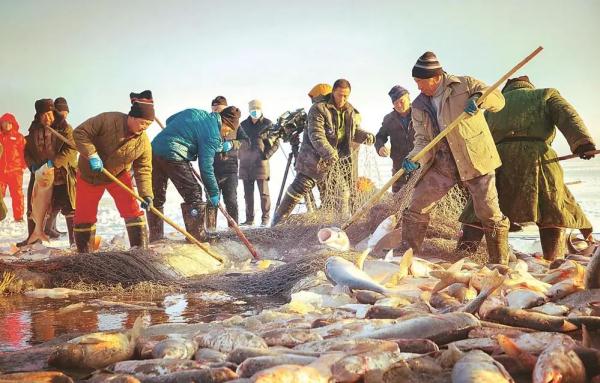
[5,147,484,296]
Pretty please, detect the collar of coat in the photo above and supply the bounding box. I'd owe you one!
[324,94,355,113]
[502,80,535,93]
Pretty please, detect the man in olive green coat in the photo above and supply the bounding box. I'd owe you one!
[457,76,596,260]
[399,51,511,264]
[72,91,154,253]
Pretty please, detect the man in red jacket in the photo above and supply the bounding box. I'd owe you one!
[0,113,26,221]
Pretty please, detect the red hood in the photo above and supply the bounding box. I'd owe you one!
[0,113,20,131]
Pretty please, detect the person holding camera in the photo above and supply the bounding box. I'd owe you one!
[239,99,279,227]
[271,79,375,226]
[375,85,415,193]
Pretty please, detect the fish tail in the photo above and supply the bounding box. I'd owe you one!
[130,314,145,342]
[447,258,465,273]
[355,248,371,270]
[431,271,455,294]
[497,334,537,369]
[481,269,506,294]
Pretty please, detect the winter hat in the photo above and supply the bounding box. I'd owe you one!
[128,90,155,121]
[308,83,333,99]
[412,51,444,79]
[54,97,69,112]
[35,99,55,116]
[211,96,227,107]
[248,99,262,111]
[502,75,533,92]
[0,113,19,130]
[388,85,409,102]
[220,106,241,129]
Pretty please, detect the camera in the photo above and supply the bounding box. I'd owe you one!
[268,108,307,146]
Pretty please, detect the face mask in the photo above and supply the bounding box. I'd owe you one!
[249,109,262,119]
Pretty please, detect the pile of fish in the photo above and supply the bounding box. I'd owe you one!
[2,221,600,382]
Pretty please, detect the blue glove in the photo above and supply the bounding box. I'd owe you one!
[89,154,103,172]
[222,140,233,153]
[464,96,479,116]
[140,196,153,211]
[402,158,420,173]
[47,160,53,168]
[209,195,220,207]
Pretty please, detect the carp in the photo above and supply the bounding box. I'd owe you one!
[533,337,586,383]
[236,354,318,378]
[195,327,267,353]
[151,337,197,359]
[317,227,350,251]
[585,247,600,289]
[367,215,397,250]
[451,349,515,383]
[506,288,547,309]
[28,163,54,244]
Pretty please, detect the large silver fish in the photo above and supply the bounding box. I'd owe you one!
[28,164,54,244]
[451,349,515,383]
[325,256,390,295]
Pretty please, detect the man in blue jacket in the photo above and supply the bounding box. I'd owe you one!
[149,106,241,242]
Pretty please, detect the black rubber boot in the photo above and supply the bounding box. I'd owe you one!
[271,192,300,227]
[65,214,75,247]
[539,227,566,261]
[16,218,36,247]
[147,207,164,243]
[44,209,64,239]
[485,225,511,265]
[397,211,429,255]
[457,224,485,253]
[125,216,148,249]
[74,223,96,253]
[181,202,208,242]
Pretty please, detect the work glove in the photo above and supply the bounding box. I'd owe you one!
[575,143,596,160]
[364,134,375,146]
[46,160,54,168]
[402,158,420,173]
[464,95,480,116]
[222,140,233,153]
[140,196,153,211]
[88,153,103,172]
[378,146,390,157]
[209,194,220,207]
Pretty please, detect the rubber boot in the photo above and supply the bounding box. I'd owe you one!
[74,223,96,253]
[125,216,148,249]
[539,227,566,261]
[485,225,511,265]
[44,209,64,239]
[65,214,75,247]
[147,207,164,243]
[271,192,300,227]
[456,224,485,253]
[16,218,36,247]
[181,202,208,243]
[397,211,429,255]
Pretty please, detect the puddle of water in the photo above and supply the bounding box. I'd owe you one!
[0,292,284,352]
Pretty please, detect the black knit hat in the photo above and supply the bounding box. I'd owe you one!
[54,97,69,112]
[35,98,55,115]
[211,96,227,107]
[412,51,444,79]
[220,106,241,129]
[128,90,155,121]
[388,85,409,102]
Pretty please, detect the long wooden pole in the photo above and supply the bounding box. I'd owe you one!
[154,117,261,260]
[45,124,224,263]
[341,46,544,231]
[542,149,600,164]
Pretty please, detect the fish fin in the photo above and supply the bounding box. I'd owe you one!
[481,269,506,294]
[497,334,537,369]
[430,270,454,294]
[396,248,413,278]
[383,249,394,262]
[355,248,371,271]
[129,314,145,342]
[447,258,465,273]
[561,320,579,332]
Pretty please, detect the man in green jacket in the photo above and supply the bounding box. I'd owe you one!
[399,51,511,265]
[72,91,155,253]
[457,76,596,260]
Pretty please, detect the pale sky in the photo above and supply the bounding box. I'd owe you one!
[1,0,598,152]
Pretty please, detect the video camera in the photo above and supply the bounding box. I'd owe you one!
[267,108,307,146]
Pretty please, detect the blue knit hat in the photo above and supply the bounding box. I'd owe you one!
[388,85,409,102]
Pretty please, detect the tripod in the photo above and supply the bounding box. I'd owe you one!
[275,135,316,212]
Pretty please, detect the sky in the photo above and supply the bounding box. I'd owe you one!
[1,0,599,153]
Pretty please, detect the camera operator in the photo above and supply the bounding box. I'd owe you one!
[271,79,375,226]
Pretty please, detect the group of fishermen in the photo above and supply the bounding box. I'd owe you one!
[7,50,597,266]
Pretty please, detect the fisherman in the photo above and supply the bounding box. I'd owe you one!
[398,51,511,265]
[19,99,77,247]
[272,79,375,226]
[72,91,155,252]
[375,85,415,193]
[149,104,241,242]
[238,99,279,226]
[457,75,597,261]
[0,113,26,222]
[308,83,334,208]
[208,96,246,230]
[44,97,71,239]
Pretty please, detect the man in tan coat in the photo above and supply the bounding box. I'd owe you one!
[72,91,154,253]
[399,52,511,264]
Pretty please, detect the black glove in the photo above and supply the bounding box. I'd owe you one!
[575,143,596,160]
[140,196,153,211]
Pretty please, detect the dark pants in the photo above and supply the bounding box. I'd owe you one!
[152,155,203,208]
[25,173,74,218]
[217,174,238,223]
[391,163,410,193]
[243,179,270,221]
[288,173,317,201]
